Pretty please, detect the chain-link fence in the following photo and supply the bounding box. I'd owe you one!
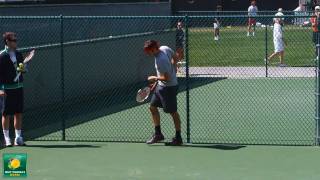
[0,15,319,146]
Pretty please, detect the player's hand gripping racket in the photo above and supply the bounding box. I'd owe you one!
[14,49,35,82]
[136,81,158,103]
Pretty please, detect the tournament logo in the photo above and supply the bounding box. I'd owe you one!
[3,153,27,177]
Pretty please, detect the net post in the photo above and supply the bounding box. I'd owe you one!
[60,14,66,141]
[184,15,190,144]
[265,23,268,77]
[316,41,320,146]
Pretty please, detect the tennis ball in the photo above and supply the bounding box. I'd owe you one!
[17,67,21,71]
[19,63,24,68]
[10,159,20,169]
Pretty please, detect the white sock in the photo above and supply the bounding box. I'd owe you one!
[15,130,22,138]
[252,32,255,36]
[3,130,10,141]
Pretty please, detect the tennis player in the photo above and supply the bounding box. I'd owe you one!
[247,0,258,37]
[0,32,33,147]
[266,19,286,67]
[143,40,182,146]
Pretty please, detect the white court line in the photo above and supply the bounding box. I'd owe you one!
[177,66,316,78]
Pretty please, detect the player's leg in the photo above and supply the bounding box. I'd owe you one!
[162,86,182,146]
[149,106,160,131]
[12,88,25,146]
[2,115,11,147]
[268,52,279,62]
[279,51,285,65]
[14,113,25,146]
[2,89,15,147]
[170,112,181,139]
[146,88,164,144]
[251,18,256,36]
[268,39,280,62]
[214,28,218,40]
[247,23,251,36]
[176,47,184,73]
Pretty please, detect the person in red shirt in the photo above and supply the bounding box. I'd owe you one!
[311,6,320,57]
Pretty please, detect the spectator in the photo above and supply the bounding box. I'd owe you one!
[175,21,184,61]
[247,0,258,37]
[213,18,220,41]
[265,19,287,67]
[311,6,320,57]
[175,21,185,73]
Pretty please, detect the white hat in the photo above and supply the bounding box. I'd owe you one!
[315,6,320,10]
[278,8,283,12]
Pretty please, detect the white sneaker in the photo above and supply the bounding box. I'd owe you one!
[14,137,26,146]
[5,139,12,147]
[278,63,288,67]
[252,32,255,36]
[214,36,218,41]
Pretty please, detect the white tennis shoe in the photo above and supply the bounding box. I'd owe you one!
[14,137,26,146]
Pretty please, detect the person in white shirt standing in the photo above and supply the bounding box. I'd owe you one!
[274,8,284,26]
[213,18,220,41]
[266,19,287,67]
[247,0,258,37]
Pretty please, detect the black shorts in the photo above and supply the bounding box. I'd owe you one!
[1,88,24,116]
[150,85,178,113]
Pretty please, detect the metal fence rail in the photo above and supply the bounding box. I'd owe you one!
[0,15,318,146]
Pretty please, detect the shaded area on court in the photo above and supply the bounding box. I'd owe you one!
[23,77,225,142]
[19,77,314,146]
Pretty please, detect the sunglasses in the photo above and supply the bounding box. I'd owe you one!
[8,39,17,42]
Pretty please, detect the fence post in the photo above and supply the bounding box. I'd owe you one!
[265,24,268,77]
[185,15,190,143]
[60,15,66,141]
[316,42,320,146]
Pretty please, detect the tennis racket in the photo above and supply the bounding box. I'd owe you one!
[14,49,35,82]
[136,81,158,103]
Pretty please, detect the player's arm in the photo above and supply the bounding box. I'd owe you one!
[148,73,170,82]
[148,58,171,82]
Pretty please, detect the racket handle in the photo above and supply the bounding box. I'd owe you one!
[14,72,21,82]
[150,81,158,91]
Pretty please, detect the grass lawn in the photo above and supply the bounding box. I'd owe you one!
[188,26,315,67]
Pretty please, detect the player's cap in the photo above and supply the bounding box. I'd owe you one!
[278,8,283,12]
[315,6,320,10]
